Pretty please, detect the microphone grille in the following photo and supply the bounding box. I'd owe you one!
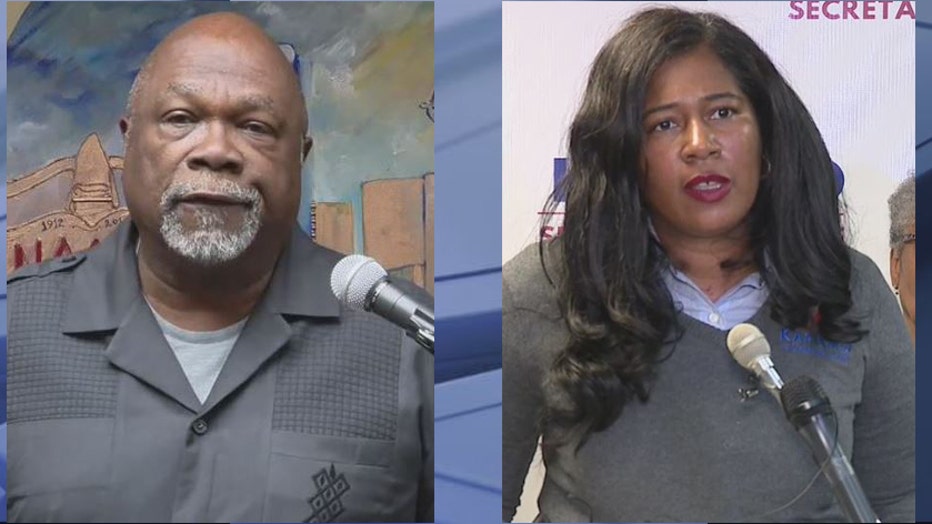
[330,254,387,310]
[780,375,831,429]
[780,375,826,410]
[726,323,771,370]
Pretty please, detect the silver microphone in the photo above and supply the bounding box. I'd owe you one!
[726,323,784,401]
[330,254,434,353]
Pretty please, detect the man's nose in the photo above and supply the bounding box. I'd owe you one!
[186,121,245,174]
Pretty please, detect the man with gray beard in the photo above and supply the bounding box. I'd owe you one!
[158,174,264,264]
[6,12,433,523]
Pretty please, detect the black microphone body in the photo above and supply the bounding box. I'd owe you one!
[782,376,879,523]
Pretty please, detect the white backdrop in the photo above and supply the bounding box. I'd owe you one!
[502,1,915,288]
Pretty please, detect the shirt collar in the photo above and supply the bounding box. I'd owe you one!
[62,221,340,334]
[666,264,766,294]
[262,225,342,318]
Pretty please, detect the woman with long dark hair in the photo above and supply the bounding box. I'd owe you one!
[502,7,914,522]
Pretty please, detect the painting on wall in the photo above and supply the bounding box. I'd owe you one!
[7,1,435,291]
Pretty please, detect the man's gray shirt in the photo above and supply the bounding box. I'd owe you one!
[7,222,434,523]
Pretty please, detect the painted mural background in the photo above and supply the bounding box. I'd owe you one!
[7,1,435,290]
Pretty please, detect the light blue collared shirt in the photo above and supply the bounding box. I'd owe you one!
[662,265,769,331]
[647,218,770,330]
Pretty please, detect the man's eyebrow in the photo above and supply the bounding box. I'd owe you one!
[643,92,743,118]
[164,82,201,99]
[240,94,277,112]
[161,83,277,112]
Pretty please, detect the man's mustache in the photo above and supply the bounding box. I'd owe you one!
[160,174,262,210]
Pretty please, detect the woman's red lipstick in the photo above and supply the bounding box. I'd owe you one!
[684,174,731,203]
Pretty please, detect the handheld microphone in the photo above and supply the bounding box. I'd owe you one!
[330,254,434,353]
[726,323,784,401]
[781,376,880,523]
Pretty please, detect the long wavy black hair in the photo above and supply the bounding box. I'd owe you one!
[541,7,865,444]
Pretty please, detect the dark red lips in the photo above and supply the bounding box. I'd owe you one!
[684,174,731,203]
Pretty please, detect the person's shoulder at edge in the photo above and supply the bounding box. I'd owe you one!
[8,220,127,291]
[290,225,344,271]
[502,239,565,395]
[846,247,895,313]
[6,253,87,288]
[845,247,913,359]
[503,239,562,321]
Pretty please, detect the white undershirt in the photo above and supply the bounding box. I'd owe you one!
[148,303,247,404]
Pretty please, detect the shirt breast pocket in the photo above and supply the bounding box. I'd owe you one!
[262,432,409,523]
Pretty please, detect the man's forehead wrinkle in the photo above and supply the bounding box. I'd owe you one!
[158,82,277,111]
[149,82,202,107]
[148,38,299,97]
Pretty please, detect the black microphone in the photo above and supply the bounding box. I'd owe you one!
[781,376,879,523]
[330,254,434,353]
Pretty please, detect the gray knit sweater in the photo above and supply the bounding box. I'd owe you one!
[502,244,914,522]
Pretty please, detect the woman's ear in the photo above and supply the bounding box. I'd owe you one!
[890,248,901,292]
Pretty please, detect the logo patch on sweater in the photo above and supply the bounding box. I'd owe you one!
[780,328,852,364]
[304,464,351,523]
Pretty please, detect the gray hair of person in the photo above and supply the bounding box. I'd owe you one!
[888,172,915,253]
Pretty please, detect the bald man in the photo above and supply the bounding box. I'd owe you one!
[7,12,433,523]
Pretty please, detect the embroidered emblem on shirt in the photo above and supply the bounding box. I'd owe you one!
[304,464,351,523]
[780,328,852,364]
